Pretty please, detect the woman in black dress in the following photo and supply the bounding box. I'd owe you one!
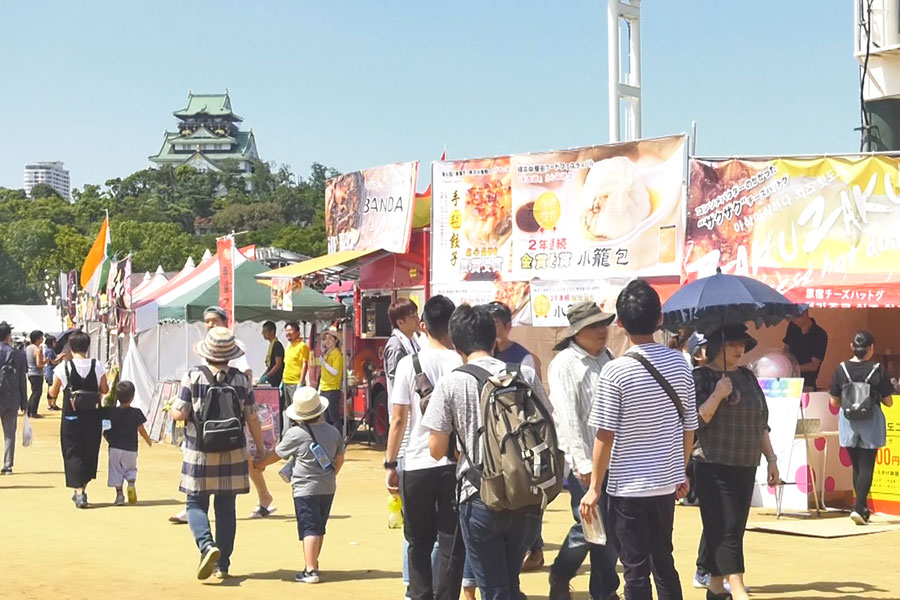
[47,331,109,508]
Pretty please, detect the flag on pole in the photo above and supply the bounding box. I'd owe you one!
[217,236,236,328]
[80,213,111,296]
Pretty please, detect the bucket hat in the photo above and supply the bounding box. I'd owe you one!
[285,386,329,422]
[552,301,615,351]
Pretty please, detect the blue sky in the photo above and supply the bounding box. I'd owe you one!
[0,1,860,192]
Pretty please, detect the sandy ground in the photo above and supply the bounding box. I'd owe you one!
[3,412,899,600]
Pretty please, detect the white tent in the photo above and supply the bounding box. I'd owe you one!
[120,336,155,413]
[132,266,168,303]
[0,305,63,335]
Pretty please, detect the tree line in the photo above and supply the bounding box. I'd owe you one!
[0,160,339,303]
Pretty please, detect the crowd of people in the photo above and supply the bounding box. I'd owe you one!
[0,282,893,600]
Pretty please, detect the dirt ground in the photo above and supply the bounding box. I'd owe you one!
[4,412,899,600]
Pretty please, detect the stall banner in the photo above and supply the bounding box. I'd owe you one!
[217,237,235,327]
[529,280,617,327]
[270,277,293,311]
[686,155,900,307]
[325,161,419,254]
[752,377,805,511]
[431,281,530,319]
[432,136,685,284]
[871,399,900,515]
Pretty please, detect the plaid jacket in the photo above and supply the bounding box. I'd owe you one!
[175,366,257,495]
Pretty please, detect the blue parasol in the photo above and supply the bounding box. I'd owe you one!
[661,269,801,335]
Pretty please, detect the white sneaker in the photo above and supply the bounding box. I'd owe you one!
[850,511,867,525]
[295,569,320,584]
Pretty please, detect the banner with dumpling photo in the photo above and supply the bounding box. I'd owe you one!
[430,135,686,284]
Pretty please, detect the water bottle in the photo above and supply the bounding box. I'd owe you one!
[387,495,403,529]
[278,457,295,483]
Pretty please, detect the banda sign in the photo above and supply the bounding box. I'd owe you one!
[325,161,419,254]
[431,136,685,284]
[686,155,900,307]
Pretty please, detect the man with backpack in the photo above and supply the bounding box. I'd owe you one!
[385,295,464,600]
[547,301,619,600]
[0,321,28,475]
[423,304,560,600]
[580,280,698,600]
[169,327,266,580]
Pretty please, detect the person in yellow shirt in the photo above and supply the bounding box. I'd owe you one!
[282,321,310,409]
[318,327,343,427]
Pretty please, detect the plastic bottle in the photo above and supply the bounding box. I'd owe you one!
[387,495,403,529]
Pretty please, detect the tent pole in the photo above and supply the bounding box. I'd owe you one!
[156,323,161,380]
[342,325,348,441]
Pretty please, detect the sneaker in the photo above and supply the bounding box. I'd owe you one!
[549,572,573,600]
[126,485,137,504]
[213,569,230,580]
[295,569,320,584]
[169,510,188,524]
[0,467,12,475]
[74,493,88,509]
[522,549,545,572]
[197,546,221,580]
[850,510,868,525]
[693,570,711,589]
[115,492,125,506]
[249,504,277,518]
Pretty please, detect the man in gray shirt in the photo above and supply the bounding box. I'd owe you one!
[423,304,550,600]
[0,321,28,474]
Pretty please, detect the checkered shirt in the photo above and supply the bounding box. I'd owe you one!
[174,367,257,495]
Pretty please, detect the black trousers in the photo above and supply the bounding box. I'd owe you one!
[400,464,465,600]
[694,463,756,577]
[27,375,43,416]
[608,493,682,600]
[846,446,877,515]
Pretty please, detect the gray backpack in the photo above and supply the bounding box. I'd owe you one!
[455,363,564,512]
[839,362,879,421]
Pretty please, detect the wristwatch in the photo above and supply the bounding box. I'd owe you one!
[383,460,398,470]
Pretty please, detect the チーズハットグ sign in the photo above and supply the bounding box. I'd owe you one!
[686,155,900,307]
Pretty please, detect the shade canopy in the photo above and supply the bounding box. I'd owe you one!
[158,260,345,323]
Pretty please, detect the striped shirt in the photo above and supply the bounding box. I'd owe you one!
[548,342,613,475]
[175,367,258,495]
[589,343,699,497]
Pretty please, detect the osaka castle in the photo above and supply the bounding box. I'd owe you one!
[149,90,259,178]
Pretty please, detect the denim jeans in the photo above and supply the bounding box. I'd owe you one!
[551,472,619,599]
[186,492,237,571]
[458,495,541,600]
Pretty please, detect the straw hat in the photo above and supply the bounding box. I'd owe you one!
[194,327,245,363]
[552,301,616,351]
[322,326,341,342]
[285,386,329,422]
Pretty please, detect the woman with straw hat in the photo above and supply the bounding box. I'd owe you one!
[169,327,266,581]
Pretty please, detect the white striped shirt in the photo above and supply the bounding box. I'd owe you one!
[589,343,699,497]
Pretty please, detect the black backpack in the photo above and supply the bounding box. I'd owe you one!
[0,348,17,397]
[839,362,880,421]
[195,367,246,452]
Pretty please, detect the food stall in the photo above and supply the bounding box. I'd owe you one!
[429,135,687,369]
[684,153,900,516]
[258,161,424,446]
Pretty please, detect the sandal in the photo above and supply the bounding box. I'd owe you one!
[250,504,277,518]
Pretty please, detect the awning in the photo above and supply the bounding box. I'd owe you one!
[255,249,379,280]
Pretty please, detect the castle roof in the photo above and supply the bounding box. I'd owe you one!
[149,130,258,168]
[174,91,243,121]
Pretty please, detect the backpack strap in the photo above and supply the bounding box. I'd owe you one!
[198,365,217,387]
[865,363,881,383]
[624,352,685,422]
[451,364,495,490]
[412,353,423,376]
[840,362,852,381]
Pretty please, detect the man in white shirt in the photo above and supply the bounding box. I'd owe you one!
[580,281,699,600]
[385,295,464,600]
[548,301,619,600]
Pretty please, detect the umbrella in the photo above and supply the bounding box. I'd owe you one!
[53,327,83,354]
[661,269,801,335]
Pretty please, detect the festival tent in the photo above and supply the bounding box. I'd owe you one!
[0,305,63,335]
[130,271,153,298]
[158,260,345,323]
[132,266,168,303]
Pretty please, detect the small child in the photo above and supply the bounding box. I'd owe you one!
[256,386,344,584]
[104,381,152,505]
